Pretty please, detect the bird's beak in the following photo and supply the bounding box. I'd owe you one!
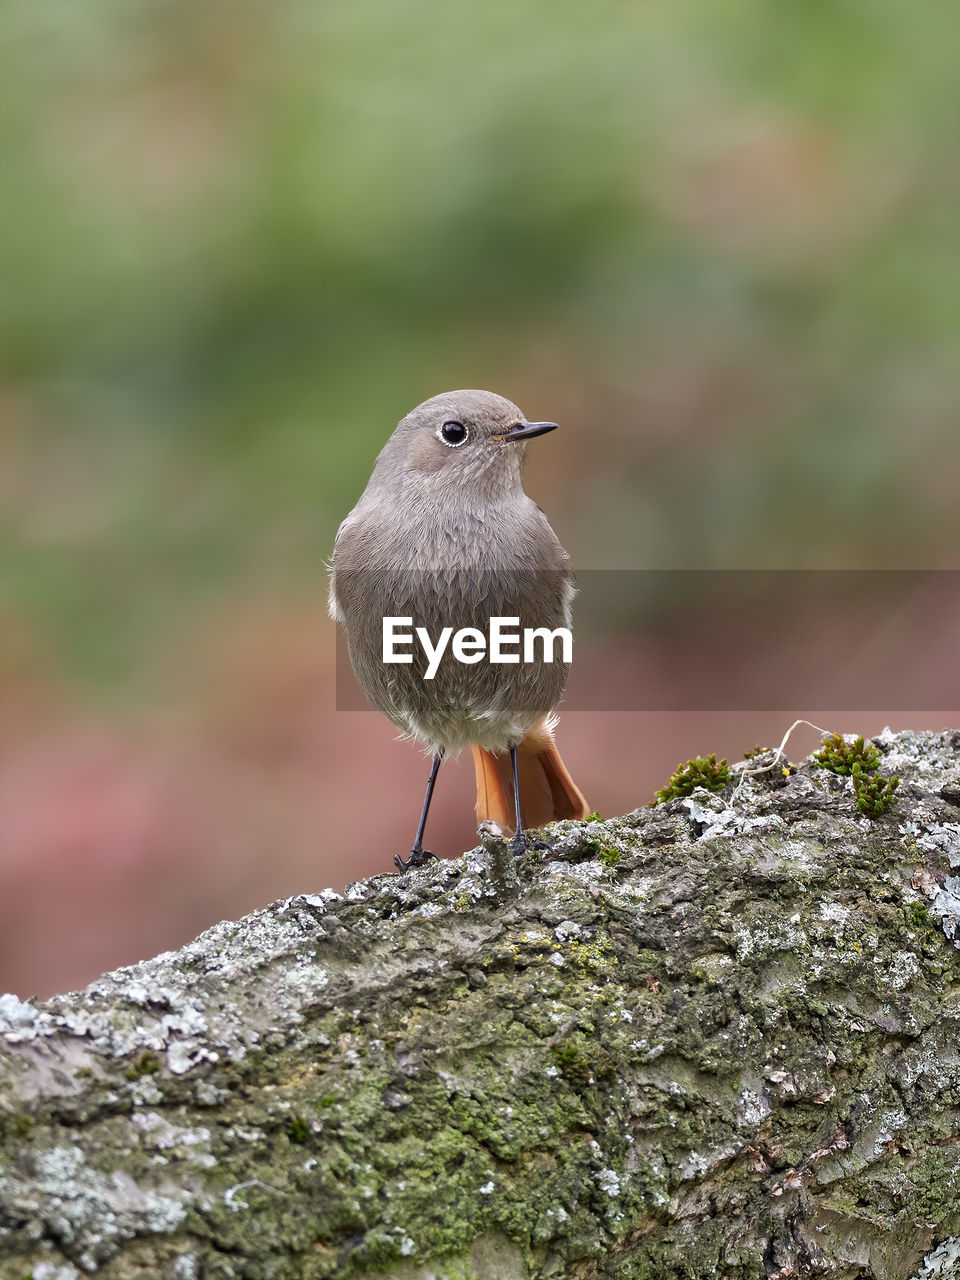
[494,420,559,443]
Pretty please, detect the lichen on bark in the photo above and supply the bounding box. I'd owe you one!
[3,729,960,1279]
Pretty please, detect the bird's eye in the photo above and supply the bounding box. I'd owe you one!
[439,421,468,447]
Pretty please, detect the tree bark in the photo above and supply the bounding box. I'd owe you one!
[3,729,960,1280]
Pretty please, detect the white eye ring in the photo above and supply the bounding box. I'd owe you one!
[439,420,469,447]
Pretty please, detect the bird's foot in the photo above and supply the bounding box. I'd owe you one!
[394,848,437,873]
[509,831,551,856]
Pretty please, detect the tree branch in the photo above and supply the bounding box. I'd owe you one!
[3,729,960,1279]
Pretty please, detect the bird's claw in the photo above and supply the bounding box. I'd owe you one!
[394,848,437,873]
[510,831,551,855]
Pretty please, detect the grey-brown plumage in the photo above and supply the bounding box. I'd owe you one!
[328,389,588,865]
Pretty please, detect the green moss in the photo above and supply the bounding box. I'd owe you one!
[652,754,730,805]
[810,732,897,817]
[12,1113,34,1138]
[549,1041,588,1086]
[548,1040,614,1088]
[852,763,900,817]
[909,901,930,929]
[813,732,881,776]
[287,1114,311,1143]
[564,934,618,975]
[124,1050,161,1081]
[580,835,621,867]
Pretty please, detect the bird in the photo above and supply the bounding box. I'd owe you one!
[328,389,590,870]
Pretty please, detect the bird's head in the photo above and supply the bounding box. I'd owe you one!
[382,389,558,500]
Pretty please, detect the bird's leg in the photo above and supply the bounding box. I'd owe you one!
[508,742,551,855]
[509,743,528,854]
[395,751,444,871]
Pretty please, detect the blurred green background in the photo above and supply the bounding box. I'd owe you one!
[1,0,957,996]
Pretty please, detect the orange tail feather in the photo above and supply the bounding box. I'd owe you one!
[471,723,590,835]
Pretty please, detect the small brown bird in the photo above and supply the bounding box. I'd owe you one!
[328,389,589,869]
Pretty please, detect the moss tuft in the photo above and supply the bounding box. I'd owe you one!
[909,901,930,929]
[580,833,621,866]
[549,1039,615,1088]
[851,762,900,818]
[813,732,881,776]
[13,1113,34,1138]
[123,1051,161,1081]
[286,1114,311,1144]
[652,754,730,805]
